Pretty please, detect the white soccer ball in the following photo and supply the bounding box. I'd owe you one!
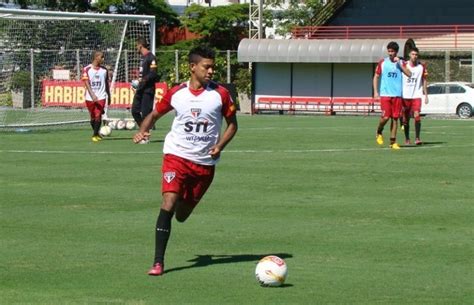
[99,125,112,137]
[131,79,139,90]
[255,255,288,287]
[116,120,126,130]
[125,120,136,130]
[108,120,117,130]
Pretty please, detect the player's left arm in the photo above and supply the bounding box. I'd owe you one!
[139,55,158,89]
[422,64,429,104]
[209,114,238,160]
[105,68,111,105]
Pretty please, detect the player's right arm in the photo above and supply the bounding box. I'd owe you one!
[133,86,175,143]
[82,67,98,102]
[133,110,164,143]
[373,62,381,99]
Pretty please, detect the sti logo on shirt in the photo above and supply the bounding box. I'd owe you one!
[184,120,209,133]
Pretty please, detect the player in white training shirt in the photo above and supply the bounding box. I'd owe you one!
[82,51,111,142]
[133,46,238,276]
[402,47,428,145]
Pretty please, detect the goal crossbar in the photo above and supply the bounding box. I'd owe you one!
[0,8,156,53]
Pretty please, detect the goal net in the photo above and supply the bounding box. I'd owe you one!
[0,8,155,130]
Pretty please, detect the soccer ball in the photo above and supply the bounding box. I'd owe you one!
[131,79,139,90]
[116,120,126,130]
[255,255,288,287]
[99,125,112,137]
[125,120,136,130]
[108,120,117,130]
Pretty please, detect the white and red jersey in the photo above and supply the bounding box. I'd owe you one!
[155,81,237,166]
[82,64,109,101]
[402,61,428,99]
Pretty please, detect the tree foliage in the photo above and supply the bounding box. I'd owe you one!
[273,0,323,37]
[10,0,90,11]
[181,4,248,50]
[93,0,180,28]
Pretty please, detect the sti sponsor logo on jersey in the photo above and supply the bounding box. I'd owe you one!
[164,171,176,183]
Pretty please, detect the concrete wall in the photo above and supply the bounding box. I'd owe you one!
[254,62,374,99]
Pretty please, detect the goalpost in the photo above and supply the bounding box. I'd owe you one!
[0,8,155,129]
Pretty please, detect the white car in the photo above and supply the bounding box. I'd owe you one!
[424,82,474,118]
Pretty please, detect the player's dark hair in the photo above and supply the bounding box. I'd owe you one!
[188,46,215,64]
[92,50,103,61]
[136,37,149,49]
[410,47,419,53]
[387,41,399,52]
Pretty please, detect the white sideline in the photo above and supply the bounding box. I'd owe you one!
[1,144,472,155]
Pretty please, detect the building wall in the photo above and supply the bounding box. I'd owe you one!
[292,63,332,96]
[328,0,474,26]
[333,63,374,97]
[254,62,374,99]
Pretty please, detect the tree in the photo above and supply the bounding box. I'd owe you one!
[10,0,90,11]
[273,0,323,37]
[181,4,248,50]
[93,0,180,46]
[93,0,180,28]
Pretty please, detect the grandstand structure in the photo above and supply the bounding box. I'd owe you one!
[238,0,474,114]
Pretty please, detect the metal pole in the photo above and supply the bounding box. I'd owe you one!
[125,50,129,83]
[258,0,263,39]
[150,19,156,54]
[472,48,474,83]
[30,48,34,109]
[227,50,231,83]
[175,50,179,83]
[76,49,80,80]
[445,50,450,82]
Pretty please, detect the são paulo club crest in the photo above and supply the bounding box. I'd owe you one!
[164,171,176,183]
[190,108,201,118]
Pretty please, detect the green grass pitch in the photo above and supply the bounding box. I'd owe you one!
[0,115,472,304]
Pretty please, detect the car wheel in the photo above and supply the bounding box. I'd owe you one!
[457,103,472,118]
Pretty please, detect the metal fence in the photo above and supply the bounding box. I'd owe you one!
[1,48,472,109]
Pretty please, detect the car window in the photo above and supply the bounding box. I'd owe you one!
[428,85,445,94]
[447,85,466,94]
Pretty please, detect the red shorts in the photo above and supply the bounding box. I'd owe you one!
[85,99,106,120]
[380,97,402,119]
[402,98,422,114]
[161,154,215,207]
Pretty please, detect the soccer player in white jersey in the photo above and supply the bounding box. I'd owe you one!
[82,51,111,142]
[402,47,428,145]
[133,46,238,276]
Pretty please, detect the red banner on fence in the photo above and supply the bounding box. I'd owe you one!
[42,80,168,108]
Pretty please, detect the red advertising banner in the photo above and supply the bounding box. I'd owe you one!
[42,80,168,108]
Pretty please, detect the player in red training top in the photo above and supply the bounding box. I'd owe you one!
[82,51,111,142]
[133,45,238,276]
[401,47,428,145]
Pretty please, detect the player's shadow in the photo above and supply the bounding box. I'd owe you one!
[420,141,446,145]
[400,141,446,148]
[103,137,164,143]
[165,253,293,276]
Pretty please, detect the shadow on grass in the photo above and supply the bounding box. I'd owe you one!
[400,141,446,148]
[165,253,293,275]
[103,137,164,143]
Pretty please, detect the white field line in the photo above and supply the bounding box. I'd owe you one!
[1,144,472,155]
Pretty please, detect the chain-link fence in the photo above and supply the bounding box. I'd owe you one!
[0,49,250,108]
